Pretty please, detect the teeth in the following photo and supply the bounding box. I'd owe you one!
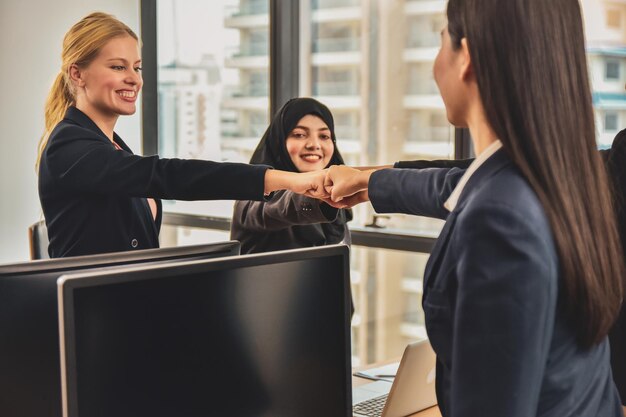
[118,91,136,98]
[302,155,321,161]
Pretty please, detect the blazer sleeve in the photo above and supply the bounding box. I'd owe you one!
[448,201,557,417]
[368,167,465,219]
[42,125,268,201]
[232,190,340,232]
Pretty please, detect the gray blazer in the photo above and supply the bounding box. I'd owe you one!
[230,190,350,254]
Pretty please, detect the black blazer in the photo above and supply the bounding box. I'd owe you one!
[370,150,622,416]
[39,107,269,258]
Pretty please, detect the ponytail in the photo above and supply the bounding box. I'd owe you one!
[36,72,74,171]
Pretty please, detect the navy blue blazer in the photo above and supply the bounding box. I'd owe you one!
[370,150,622,417]
[39,107,269,258]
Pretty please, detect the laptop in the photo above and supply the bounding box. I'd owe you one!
[353,339,437,417]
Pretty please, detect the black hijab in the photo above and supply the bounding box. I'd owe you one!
[250,97,346,169]
[250,97,352,241]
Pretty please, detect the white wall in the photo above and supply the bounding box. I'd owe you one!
[0,0,142,263]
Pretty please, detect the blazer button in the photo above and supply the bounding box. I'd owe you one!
[131,238,138,248]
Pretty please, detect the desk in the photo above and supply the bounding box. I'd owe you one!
[352,371,442,417]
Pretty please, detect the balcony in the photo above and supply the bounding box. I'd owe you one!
[311,0,361,23]
[229,42,269,58]
[228,84,268,98]
[407,80,439,96]
[334,123,359,140]
[221,121,266,136]
[313,37,360,53]
[406,32,441,49]
[312,0,360,9]
[224,46,269,69]
[313,81,359,96]
[407,126,452,143]
[404,0,447,15]
[225,1,268,17]
[403,94,444,110]
[224,3,268,29]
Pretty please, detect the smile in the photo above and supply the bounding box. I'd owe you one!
[301,154,322,161]
[117,90,136,99]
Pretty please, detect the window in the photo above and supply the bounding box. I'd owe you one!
[299,0,452,364]
[607,9,622,29]
[145,0,626,367]
[605,112,619,132]
[606,60,620,80]
[156,0,270,218]
[300,0,453,241]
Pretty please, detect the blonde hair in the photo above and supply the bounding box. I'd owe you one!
[36,12,138,171]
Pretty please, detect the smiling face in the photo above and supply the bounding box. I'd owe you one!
[71,34,142,130]
[285,114,334,172]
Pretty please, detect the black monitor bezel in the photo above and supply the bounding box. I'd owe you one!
[58,244,352,417]
[0,241,241,276]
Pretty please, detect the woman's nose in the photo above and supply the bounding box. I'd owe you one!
[305,137,321,149]
[126,70,141,85]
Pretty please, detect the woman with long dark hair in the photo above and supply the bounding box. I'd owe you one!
[325,0,625,415]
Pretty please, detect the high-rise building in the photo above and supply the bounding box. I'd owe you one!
[158,56,222,160]
[223,0,270,162]
[582,0,626,148]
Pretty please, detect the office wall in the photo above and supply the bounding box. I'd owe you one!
[0,0,141,263]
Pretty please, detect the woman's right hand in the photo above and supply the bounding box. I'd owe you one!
[324,165,373,203]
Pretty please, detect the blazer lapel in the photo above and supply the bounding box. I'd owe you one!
[423,149,513,291]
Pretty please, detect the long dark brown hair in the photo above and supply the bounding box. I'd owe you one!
[447,0,624,347]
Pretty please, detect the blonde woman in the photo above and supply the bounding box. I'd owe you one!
[37,12,326,258]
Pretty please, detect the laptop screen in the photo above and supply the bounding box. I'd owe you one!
[59,245,351,417]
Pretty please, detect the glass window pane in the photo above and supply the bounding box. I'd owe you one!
[605,111,619,132]
[607,9,622,29]
[157,0,269,217]
[605,60,620,80]
[350,246,429,366]
[300,0,452,238]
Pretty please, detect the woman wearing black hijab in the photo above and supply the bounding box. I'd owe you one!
[230,98,352,254]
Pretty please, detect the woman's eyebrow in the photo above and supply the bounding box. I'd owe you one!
[106,57,129,63]
[106,58,142,65]
[293,125,310,131]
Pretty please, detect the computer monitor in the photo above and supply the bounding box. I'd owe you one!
[58,244,351,417]
[0,241,241,417]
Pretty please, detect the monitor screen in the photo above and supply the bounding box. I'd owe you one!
[0,241,241,417]
[59,245,351,417]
